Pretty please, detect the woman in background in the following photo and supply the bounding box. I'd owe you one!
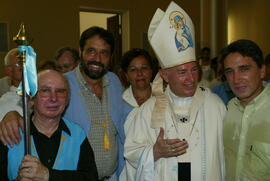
[121,48,155,107]
[120,48,155,180]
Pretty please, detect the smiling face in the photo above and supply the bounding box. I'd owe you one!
[224,52,265,105]
[160,61,199,97]
[80,35,111,80]
[33,70,69,120]
[125,56,153,90]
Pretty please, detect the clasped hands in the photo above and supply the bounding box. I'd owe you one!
[153,128,188,161]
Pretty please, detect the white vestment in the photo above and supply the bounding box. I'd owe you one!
[0,86,22,121]
[123,86,226,181]
[122,85,140,108]
[0,76,11,97]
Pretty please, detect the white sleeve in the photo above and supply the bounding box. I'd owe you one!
[124,102,157,181]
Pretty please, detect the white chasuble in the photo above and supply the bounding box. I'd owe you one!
[122,86,226,181]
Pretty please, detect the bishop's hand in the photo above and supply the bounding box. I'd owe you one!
[153,127,188,161]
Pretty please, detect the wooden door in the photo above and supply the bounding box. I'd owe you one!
[107,15,122,73]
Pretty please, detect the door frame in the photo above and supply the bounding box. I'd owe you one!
[79,7,130,55]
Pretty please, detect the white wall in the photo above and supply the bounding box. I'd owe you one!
[79,12,116,35]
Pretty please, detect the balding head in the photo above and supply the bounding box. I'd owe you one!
[4,48,19,66]
[4,48,22,87]
[38,69,70,99]
[33,70,70,120]
[38,69,68,86]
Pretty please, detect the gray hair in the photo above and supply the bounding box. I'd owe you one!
[38,69,71,98]
[54,46,80,63]
[4,48,19,66]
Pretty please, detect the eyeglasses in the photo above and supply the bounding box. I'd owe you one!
[38,87,68,98]
[7,63,22,68]
[56,63,74,71]
[86,48,111,59]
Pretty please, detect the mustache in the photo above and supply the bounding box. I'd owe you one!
[86,61,105,68]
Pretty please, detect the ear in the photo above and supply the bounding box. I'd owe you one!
[4,66,12,76]
[79,47,83,58]
[260,64,266,79]
[159,69,169,83]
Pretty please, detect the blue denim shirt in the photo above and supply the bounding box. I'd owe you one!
[63,67,131,178]
[212,81,235,105]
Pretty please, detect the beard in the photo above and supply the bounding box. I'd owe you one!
[81,59,108,80]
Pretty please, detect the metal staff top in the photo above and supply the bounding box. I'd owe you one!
[13,23,37,155]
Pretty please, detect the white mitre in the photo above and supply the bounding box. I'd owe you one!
[148,1,196,69]
[148,1,197,128]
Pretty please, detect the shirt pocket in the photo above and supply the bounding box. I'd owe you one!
[248,141,270,176]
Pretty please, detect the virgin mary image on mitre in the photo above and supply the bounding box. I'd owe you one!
[170,11,194,52]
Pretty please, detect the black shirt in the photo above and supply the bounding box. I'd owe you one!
[0,119,98,181]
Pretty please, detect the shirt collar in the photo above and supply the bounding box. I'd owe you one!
[166,86,193,106]
[30,115,71,136]
[122,85,139,108]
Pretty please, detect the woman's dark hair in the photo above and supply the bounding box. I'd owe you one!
[121,48,153,72]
